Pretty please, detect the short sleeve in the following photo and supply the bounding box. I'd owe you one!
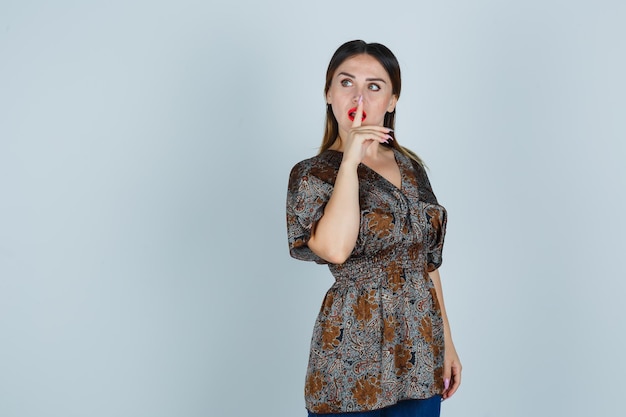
[286,161,333,264]
[425,205,447,272]
[410,159,447,272]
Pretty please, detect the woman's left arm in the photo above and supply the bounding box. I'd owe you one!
[428,268,462,400]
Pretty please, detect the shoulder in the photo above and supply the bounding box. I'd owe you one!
[393,148,427,181]
[289,151,342,185]
[395,148,440,204]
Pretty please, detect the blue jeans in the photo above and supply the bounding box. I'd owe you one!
[307,396,441,417]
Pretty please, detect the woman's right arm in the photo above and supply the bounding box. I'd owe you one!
[307,159,361,264]
[307,97,391,264]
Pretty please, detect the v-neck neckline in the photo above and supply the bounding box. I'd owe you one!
[326,148,405,192]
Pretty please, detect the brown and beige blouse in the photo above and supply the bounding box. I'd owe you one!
[286,148,447,414]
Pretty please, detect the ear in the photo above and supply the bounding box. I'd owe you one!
[326,91,332,105]
[387,95,398,113]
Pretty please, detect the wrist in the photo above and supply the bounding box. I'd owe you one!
[339,157,360,170]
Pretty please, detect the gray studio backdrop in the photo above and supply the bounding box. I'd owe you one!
[1,1,625,416]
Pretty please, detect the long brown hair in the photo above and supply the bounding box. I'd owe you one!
[320,40,424,166]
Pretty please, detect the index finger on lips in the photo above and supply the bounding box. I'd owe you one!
[351,95,363,128]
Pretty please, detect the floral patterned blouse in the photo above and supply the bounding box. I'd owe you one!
[286,148,447,414]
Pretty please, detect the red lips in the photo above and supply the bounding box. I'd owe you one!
[347,107,367,122]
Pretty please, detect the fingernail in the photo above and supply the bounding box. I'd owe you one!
[387,128,394,132]
[444,379,450,390]
[385,135,393,140]
[358,95,363,104]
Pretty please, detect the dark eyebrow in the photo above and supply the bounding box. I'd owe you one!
[337,72,355,79]
[336,72,387,83]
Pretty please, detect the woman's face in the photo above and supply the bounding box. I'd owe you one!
[326,54,397,133]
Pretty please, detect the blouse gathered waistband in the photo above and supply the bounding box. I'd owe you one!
[328,245,426,285]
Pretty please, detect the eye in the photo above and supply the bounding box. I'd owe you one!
[368,83,381,91]
[340,79,353,87]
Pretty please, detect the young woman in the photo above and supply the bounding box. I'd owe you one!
[286,40,461,417]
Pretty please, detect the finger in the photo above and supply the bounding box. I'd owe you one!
[353,129,393,144]
[444,363,461,399]
[353,125,394,134]
[447,378,460,398]
[449,364,462,396]
[351,95,363,128]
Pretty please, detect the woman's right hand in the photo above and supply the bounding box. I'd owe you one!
[341,95,394,166]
